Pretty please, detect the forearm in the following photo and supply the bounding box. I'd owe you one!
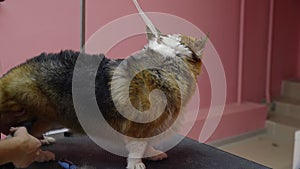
[0,137,22,165]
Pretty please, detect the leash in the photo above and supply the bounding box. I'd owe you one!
[132,0,159,38]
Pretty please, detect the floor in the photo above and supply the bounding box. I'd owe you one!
[215,120,298,169]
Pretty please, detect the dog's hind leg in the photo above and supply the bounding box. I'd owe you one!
[145,146,168,161]
[125,140,147,169]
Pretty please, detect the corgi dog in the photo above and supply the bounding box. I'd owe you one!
[0,28,207,169]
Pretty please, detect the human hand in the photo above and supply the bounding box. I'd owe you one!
[9,127,42,168]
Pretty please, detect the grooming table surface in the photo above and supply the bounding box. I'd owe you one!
[11,135,270,169]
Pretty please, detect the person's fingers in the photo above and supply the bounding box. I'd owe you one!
[30,136,42,147]
[13,150,40,168]
[10,127,28,137]
[9,127,18,133]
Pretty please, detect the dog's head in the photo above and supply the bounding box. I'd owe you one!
[145,26,207,77]
[0,88,34,135]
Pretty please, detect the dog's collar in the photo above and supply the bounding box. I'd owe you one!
[148,35,192,57]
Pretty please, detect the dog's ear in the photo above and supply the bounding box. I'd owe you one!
[193,36,208,59]
[146,26,162,41]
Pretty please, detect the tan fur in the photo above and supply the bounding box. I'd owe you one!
[109,47,201,138]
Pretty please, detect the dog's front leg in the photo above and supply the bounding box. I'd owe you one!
[30,120,56,162]
[30,119,56,145]
[125,140,147,169]
[30,119,53,139]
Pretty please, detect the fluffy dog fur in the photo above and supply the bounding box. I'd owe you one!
[0,29,206,169]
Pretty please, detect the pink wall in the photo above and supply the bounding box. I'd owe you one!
[242,0,269,102]
[299,32,300,78]
[298,9,300,78]
[0,0,80,74]
[1,0,299,108]
[239,0,300,100]
[241,0,300,102]
[271,0,300,97]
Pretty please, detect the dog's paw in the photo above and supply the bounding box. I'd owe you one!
[146,152,168,161]
[35,150,55,162]
[127,162,146,169]
[145,148,168,161]
[40,136,56,145]
[134,162,146,169]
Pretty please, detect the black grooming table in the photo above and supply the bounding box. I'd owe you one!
[2,135,270,169]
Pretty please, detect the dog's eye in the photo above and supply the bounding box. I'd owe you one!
[13,108,26,117]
